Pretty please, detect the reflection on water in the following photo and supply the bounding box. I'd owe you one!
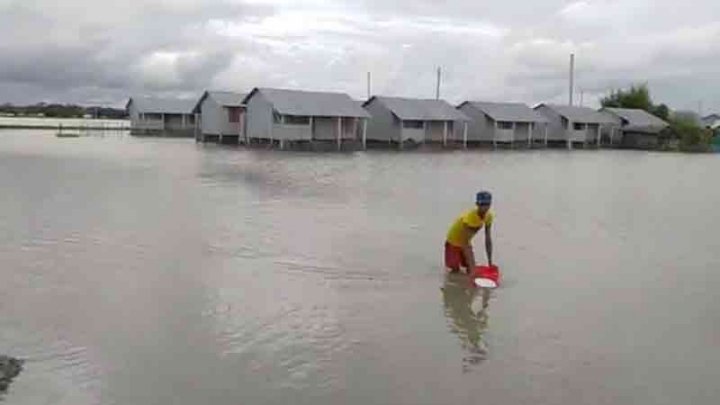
[441,274,492,372]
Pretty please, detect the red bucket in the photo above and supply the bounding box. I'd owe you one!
[471,265,500,288]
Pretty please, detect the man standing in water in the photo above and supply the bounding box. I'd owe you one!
[445,191,494,273]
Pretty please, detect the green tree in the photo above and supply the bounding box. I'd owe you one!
[600,83,673,121]
[601,83,653,111]
[667,116,713,152]
[650,103,670,121]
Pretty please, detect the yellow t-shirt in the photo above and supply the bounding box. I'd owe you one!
[446,208,494,247]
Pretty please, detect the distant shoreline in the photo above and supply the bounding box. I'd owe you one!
[0,117,131,130]
[0,125,130,130]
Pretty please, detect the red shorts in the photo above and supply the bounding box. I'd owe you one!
[444,242,471,271]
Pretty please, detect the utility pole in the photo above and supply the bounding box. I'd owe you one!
[436,67,441,100]
[366,72,371,100]
[569,53,575,106]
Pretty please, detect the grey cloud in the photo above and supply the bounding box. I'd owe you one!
[356,0,568,25]
[0,0,719,112]
[0,0,273,104]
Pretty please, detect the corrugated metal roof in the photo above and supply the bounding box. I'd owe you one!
[603,108,668,131]
[702,113,720,128]
[209,91,246,107]
[128,97,195,114]
[462,101,548,123]
[192,91,246,113]
[244,88,370,118]
[538,104,615,124]
[367,96,469,121]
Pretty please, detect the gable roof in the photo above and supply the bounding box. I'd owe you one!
[702,113,720,128]
[126,97,195,114]
[365,96,469,121]
[536,104,614,124]
[459,101,548,123]
[193,90,246,113]
[242,88,369,118]
[602,108,668,132]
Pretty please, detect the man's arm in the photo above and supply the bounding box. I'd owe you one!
[485,223,493,266]
[462,244,476,273]
[461,224,478,273]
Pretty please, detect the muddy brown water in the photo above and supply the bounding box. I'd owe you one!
[1,130,719,404]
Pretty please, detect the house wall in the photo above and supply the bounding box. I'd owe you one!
[344,117,358,140]
[312,117,337,140]
[127,101,140,126]
[365,99,401,142]
[457,104,492,142]
[495,126,514,142]
[622,131,659,149]
[426,121,447,142]
[587,124,601,143]
[459,109,535,143]
[199,97,243,136]
[504,122,550,142]
[137,113,165,131]
[200,97,222,135]
[128,101,163,131]
[568,123,600,143]
[531,122,542,141]
[273,121,312,141]
[164,114,194,131]
[127,99,194,134]
[569,125,588,142]
[446,121,456,142]
[600,114,623,144]
[452,120,470,142]
[147,115,165,130]
[514,122,531,142]
[245,91,274,139]
[224,107,245,137]
[165,114,182,130]
[606,125,622,145]
[534,105,566,141]
[308,117,358,141]
[401,125,425,142]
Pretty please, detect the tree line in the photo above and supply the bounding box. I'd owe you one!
[0,103,127,119]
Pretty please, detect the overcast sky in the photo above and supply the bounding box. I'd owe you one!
[0,0,718,112]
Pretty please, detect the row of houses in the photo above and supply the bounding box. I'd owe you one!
[126,88,670,150]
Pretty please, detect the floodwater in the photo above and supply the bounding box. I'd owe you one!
[1,129,719,405]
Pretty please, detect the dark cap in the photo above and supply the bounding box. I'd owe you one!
[476,191,492,205]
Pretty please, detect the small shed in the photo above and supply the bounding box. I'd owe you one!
[126,97,196,136]
[363,96,469,148]
[192,91,246,143]
[534,104,614,147]
[601,107,669,149]
[457,101,549,147]
[242,88,370,150]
